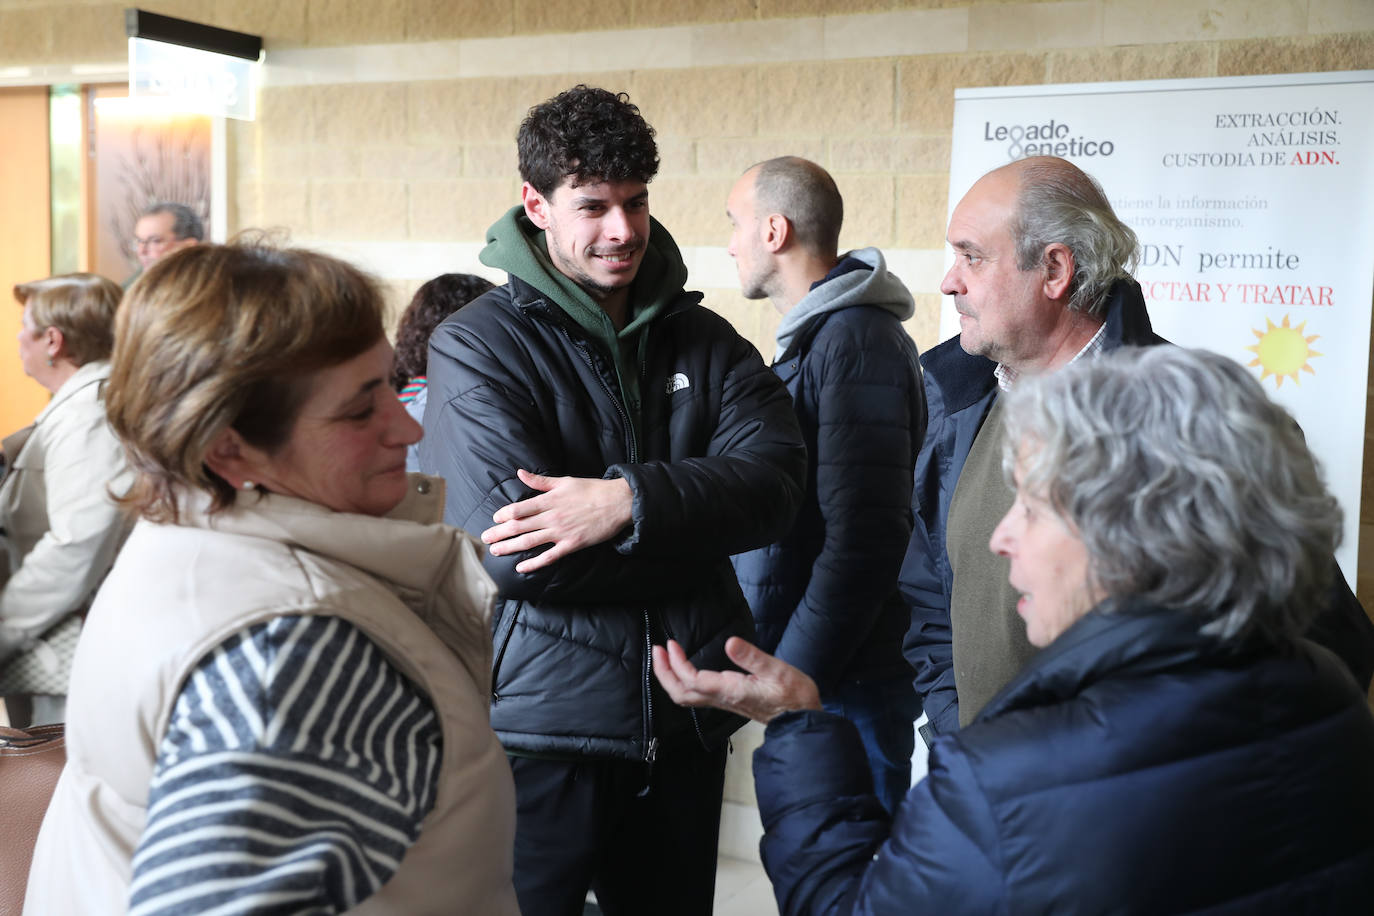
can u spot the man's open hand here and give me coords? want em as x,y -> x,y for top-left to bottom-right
652,637 -> 821,724
482,469 -> 633,573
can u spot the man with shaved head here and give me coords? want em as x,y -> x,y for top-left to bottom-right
727,156 -> 925,811
901,156 -> 1165,743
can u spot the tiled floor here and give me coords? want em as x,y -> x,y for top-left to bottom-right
713,856 -> 778,916
584,857 -> 775,916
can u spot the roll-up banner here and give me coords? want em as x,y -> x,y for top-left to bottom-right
945,71 -> 1374,581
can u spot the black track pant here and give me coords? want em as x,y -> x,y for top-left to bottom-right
508,742 -> 729,916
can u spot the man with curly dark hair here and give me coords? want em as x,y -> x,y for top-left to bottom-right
420,85 -> 806,913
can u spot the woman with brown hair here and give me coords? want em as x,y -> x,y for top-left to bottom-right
390,272 -> 494,472
26,243 -> 518,915
1,273 -> 130,726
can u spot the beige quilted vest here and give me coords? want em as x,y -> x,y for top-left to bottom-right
25,477 -> 519,915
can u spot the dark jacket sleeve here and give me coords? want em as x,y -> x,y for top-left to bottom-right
899,374 -> 962,737
900,520 -> 960,737
772,316 -> 924,689
609,320 -> 806,559
1305,562 -> 1374,692
420,311 -> 715,604
755,710 -> 1002,915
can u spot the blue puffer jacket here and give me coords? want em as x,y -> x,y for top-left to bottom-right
755,599 -> 1374,915
731,250 -> 925,690
899,279 -> 1165,735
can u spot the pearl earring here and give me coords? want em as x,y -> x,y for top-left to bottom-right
242,481 -> 256,491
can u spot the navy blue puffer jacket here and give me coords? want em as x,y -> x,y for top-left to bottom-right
731,252 -> 925,691
755,600 -> 1374,914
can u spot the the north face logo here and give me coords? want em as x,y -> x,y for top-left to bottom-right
665,373 -> 690,394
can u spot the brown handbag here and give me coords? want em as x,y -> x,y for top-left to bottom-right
0,724 -> 65,916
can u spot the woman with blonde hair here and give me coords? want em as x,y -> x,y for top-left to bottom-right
1,273 -> 130,726
26,243 -> 518,915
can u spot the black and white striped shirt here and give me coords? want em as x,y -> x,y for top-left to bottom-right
128,615 -> 442,915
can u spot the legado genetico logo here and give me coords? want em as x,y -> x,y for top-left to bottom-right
983,118 -> 1116,160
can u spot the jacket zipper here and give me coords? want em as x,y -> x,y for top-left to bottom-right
524,295 -> 704,769
639,608 -> 659,794
575,335 -> 639,464
563,329 -> 656,766
489,601 -> 522,703
520,297 -> 640,464
634,327 -> 657,771
537,314 -> 660,770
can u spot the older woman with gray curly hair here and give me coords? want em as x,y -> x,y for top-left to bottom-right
656,346 -> 1374,914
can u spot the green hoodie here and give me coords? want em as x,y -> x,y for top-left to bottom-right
479,205 -> 690,450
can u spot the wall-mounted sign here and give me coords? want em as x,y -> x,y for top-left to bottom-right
124,8 -> 263,121
128,37 -> 256,120
946,71 -> 1374,580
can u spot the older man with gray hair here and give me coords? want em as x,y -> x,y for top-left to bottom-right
903,155 -> 1374,745
133,202 -> 204,271
902,156 -> 1169,742
727,156 -> 925,812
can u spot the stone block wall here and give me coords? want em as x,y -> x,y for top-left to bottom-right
5,0 -> 1373,601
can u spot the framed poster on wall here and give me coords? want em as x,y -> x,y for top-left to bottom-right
91,88 -> 211,286
946,70 -> 1374,581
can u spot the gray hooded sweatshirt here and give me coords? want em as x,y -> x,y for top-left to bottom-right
772,246 -> 916,362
